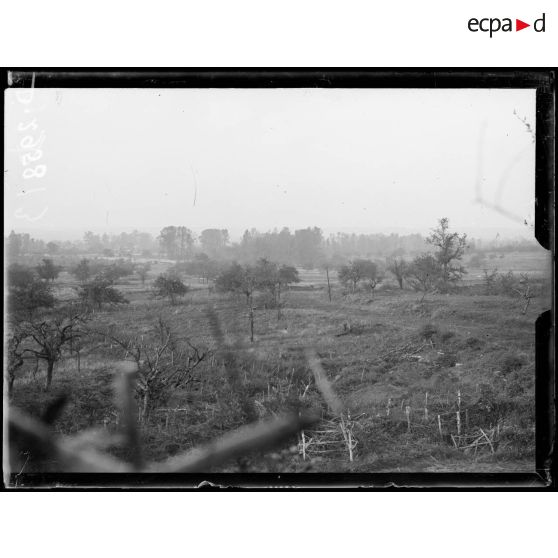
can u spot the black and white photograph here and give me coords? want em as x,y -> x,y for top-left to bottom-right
3,72 -> 553,485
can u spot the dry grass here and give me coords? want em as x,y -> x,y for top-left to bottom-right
7,254 -> 546,474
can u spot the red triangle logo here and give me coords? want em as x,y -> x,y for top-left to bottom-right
516,19 -> 530,31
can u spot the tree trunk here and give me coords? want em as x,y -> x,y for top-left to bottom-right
397,276 -> 403,289
276,284 -> 282,320
249,307 -> 254,343
140,391 -> 150,423
326,267 -> 332,302
45,360 -> 55,391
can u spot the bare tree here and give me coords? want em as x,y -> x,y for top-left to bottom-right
513,273 -> 535,315
387,257 -> 408,289
103,319 -> 207,422
20,314 -> 87,391
7,327 -> 26,397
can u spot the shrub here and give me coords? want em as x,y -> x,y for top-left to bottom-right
498,271 -> 519,296
419,323 -> 438,341
439,330 -> 456,343
436,352 -> 457,368
7,263 -> 56,317
78,277 -> 129,310
152,274 -> 189,305
501,353 -> 527,374
464,336 -> 484,350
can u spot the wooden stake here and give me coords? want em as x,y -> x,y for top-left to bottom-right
479,428 -> 495,454
456,389 -> 462,435
405,406 -> 411,433
438,414 -> 443,438
386,398 -> 392,417
424,392 -> 429,421
301,431 -> 306,460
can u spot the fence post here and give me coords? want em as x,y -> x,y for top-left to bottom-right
456,389 -> 462,435
405,406 -> 411,433
424,392 -> 429,422
437,414 -> 443,438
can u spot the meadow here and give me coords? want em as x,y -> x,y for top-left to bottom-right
9,248 -> 550,473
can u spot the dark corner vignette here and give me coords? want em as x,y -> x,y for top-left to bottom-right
2,68 -> 556,490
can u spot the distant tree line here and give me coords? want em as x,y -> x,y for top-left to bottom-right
5,225 -> 540,269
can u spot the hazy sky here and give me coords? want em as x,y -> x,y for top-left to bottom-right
4,87 -> 536,240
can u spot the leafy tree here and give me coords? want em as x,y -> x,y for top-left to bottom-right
83,231 -> 103,253
36,258 -> 62,283
338,259 -> 380,293
180,253 -> 222,284
275,264 -> 300,317
152,274 -> 188,305
72,258 -> 91,283
426,218 -> 468,290
215,262 -> 261,340
99,260 -> 135,283
78,277 -> 129,311
46,242 -> 59,255
158,226 -> 194,260
136,262 -> 151,286
215,262 -> 258,305
294,227 -> 324,269
7,230 -> 23,259
7,264 -> 56,318
483,268 -> 499,295
200,229 -> 229,257
406,254 -> 441,302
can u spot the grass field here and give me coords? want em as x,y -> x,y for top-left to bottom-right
9,249 -> 550,473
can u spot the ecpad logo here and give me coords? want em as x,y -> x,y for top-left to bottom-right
468,13 -> 546,37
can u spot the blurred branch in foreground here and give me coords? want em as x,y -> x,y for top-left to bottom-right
155,410 -> 319,473
6,352 -> 321,477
